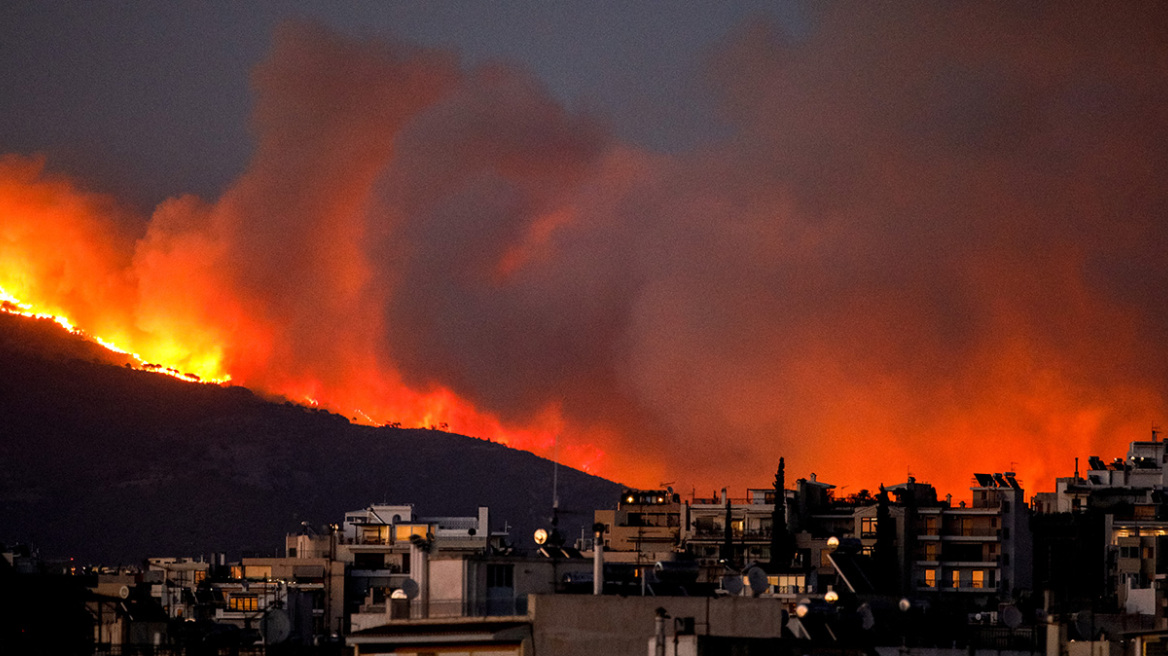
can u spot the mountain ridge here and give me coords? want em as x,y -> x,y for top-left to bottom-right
0,311 -> 623,563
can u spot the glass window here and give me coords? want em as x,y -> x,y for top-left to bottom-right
972,571 -> 985,589
861,517 -> 878,537
924,570 -> 936,588
229,594 -> 258,611
487,564 -> 514,588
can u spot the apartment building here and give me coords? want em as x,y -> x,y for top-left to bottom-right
1034,437 -> 1168,621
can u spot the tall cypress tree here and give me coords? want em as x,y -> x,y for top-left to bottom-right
875,484 -> 899,593
769,458 -> 794,570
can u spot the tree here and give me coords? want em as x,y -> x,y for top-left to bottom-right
769,458 -> 796,570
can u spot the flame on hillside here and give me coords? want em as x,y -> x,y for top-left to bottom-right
0,287 -> 226,384
4,9 -> 1168,497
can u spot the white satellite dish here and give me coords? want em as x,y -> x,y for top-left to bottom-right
721,574 -> 744,595
399,578 -> 420,600
261,609 -> 292,645
390,588 -> 408,600
118,585 -> 130,599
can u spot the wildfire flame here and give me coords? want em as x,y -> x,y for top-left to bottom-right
4,8 -> 1168,499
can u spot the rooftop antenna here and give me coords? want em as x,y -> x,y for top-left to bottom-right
1153,425 -> 1161,442
552,433 -> 560,514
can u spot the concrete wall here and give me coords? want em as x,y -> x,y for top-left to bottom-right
429,558 -> 467,617
530,594 -> 785,656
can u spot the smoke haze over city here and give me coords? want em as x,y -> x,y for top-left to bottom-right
3,3 -> 1168,498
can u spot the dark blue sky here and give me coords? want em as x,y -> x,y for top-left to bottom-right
0,1 -> 805,209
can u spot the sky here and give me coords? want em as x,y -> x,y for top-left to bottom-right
2,2 -> 1168,501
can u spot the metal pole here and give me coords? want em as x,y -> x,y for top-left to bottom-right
593,524 -> 605,595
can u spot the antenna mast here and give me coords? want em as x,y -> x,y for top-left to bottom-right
552,434 -> 559,512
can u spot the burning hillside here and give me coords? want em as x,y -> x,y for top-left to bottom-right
3,7 -> 1168,498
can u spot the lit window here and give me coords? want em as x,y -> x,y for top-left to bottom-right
952,571 -> 961,588
229,595 -> 258,611
972,571 -> 985,589
395,524 -> 430,541
861,518 -> 878,537
924,570 -> 936,588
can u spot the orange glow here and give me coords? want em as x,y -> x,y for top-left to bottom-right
4,10 -> 1168,505
0,154 -> 579,473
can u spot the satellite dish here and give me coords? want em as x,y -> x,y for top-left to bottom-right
746,567 -> 770,596
118,585 -> 131,599
534,528 -> 549,545
1074,609 -> 1095,639
1001,605 -> 1023,629
898,598 -> 912,613
390,589 -> 408,600
721,574 -> 744,595
858,602 -> 876,630
261,609 -> 292,645
399,578 -> 420,600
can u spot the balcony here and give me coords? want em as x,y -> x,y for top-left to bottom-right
689,528 -> 772,541
384,595 -> 530,620
940,528 -> 1001,539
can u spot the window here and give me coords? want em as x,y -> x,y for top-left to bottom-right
354,553 -> 385,569
774,574 -> 805,593
395,524 -> 430,541
1120,546 -> 1139,559
487,564 -> 514,589
923,517 -> 938,536
861,517 -> 878,538
952,571 -> 961,589
925,543 -> 938,561
229,594 -> 258,611
924,570 -> 936,588
972,571 -> 985,589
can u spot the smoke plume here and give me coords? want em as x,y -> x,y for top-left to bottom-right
4,6 -> 1168,497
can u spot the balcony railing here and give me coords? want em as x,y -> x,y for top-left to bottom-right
689,528 -> 773,540
940,528 -> 1001,538
390,595 -> 530,620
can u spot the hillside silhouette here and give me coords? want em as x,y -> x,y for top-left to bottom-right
0,311 -> 622,563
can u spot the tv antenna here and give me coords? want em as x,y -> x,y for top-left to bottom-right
552,433 -> 560,513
